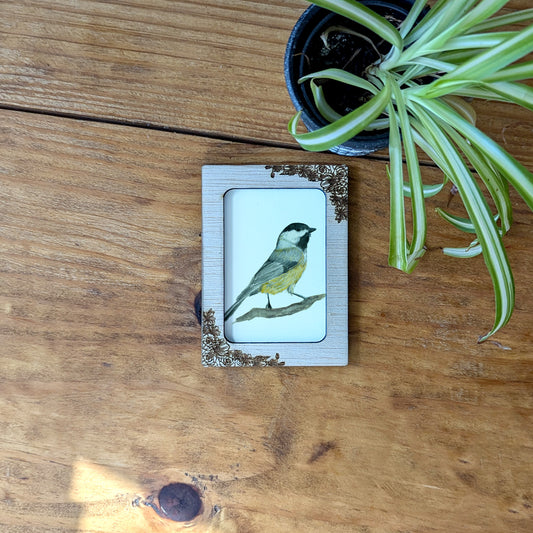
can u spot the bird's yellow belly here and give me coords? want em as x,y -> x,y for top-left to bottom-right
260,261 -> 306,295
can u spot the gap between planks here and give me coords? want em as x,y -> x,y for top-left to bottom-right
0,103 -> 414,167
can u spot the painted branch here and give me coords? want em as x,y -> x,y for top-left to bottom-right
235,294 -> 326,322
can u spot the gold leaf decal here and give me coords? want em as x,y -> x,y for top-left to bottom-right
202,309 -> 285,367
266,164 -> 348,222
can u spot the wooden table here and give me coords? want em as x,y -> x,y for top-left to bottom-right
0,1 -> 532,531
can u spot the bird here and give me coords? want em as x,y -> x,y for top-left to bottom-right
224,222 -> 316,321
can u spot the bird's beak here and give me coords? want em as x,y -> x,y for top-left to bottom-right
309,227 -> 316,233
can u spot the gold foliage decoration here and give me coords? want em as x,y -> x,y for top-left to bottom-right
202,309 -> 285,367
266,164 -> 348,222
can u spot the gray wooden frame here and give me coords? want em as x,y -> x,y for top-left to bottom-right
202,164 -> 348,367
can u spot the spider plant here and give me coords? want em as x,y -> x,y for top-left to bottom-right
288,0 -> 533,341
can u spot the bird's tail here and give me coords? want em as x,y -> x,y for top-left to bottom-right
224,292 -> 248,321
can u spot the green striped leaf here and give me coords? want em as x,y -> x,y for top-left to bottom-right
484,61 -> 533,83
436,208 -> 501,234
386,93 -> 408,271
424,24 -> 533,92
288,83 -> 391,151
309,0 -> 402,49
414,97 -> 533,211
480,81 -> 533,111
443,242 -> 483,258
309,81 -> 342,122
299,68 -> 379,95
401,0 -> 509,62
403,182 -> 445,199
436,209 -> 478,234
409,98 -> 515,342
389,78 -> 426,267
440,120 -> 513,233
467,8 -> 533,32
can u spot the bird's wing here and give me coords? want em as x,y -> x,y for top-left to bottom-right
227,247 -> 304,319
247,247 -> 303,293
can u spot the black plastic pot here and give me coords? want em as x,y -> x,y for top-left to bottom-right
284,0 -> 418,156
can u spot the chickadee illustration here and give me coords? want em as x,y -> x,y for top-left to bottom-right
224,222 -> 316,321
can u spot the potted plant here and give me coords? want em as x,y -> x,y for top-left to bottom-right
285,0 -> 423,155
286,0 -> 533,341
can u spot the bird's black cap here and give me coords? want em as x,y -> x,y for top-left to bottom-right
283,222 -> 315,233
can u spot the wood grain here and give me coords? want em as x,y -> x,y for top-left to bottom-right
0,0 -> 532,166
0,110 -> 532,532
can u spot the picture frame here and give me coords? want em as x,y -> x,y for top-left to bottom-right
202,164 -> 348,367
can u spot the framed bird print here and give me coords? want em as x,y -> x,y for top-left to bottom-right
202,164 -> 348,367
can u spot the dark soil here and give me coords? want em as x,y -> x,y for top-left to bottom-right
302,8 -> 405,116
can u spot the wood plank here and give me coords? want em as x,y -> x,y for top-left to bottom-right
1,0 -> 532,166
0,109 -> 532,532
